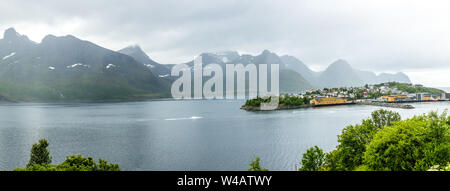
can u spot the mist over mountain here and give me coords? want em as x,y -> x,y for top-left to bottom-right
282,57 -> 411,88
118,45 -> 171,77
377,72 -> 410,84
316,59 -> 365,88
179,50 -> 314,94
280,55 -> 318,84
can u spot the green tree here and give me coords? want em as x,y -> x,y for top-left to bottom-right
299,146 -> 325,171
300,109 -> 449,171
248,156 -> 268,171
324,109 -> 401,170
16,155 -> 120,171
56,155 -> 120,171
17,139 -> 120,171
329,121 -> 374,170
428,163 -> 450,171
363,111 -> 449,171
27,139 -> 52,168
370,109 -> 401,129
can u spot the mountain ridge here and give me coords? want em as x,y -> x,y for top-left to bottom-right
0,27 -> 414,101
282,57 -> 411,88
0,28 -> 170,101
118,45 -> 171,77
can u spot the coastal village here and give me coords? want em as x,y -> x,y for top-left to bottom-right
242,82 -> 450,110
296,83 -> 447,103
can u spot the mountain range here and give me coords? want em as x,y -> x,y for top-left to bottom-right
0,28 -> 170,101
280,55 -> 411,88
0,28 -> 411,101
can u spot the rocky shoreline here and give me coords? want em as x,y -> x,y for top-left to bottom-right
241,101 -> 417,111
0,95 -> 15,103
240,104 -> 311,111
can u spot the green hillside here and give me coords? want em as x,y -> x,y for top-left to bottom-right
376,82 -> 445,94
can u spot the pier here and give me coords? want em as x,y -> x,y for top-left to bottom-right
356,101 -> 415,109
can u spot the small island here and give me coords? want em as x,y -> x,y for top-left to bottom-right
241,96 -> 313,111
241,82 -> 449,111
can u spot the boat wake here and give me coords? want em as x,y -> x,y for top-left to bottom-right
165,116 -> 203,121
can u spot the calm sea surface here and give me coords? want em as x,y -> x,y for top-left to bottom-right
0,100 -> 448,170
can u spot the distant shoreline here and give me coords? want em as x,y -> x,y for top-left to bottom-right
0,98 -> 176,104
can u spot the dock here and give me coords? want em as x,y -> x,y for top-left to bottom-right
356,101 -> 415,109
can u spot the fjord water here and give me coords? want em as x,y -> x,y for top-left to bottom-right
0,100 -> 448,171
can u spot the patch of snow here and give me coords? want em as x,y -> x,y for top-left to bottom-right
222,57 -> 229,63
66,63 -> 90,68
2,52 -> 16,60
49,66 -> 55,70
159,74 -> 169,78
145,64 -> 155,68
106,64 -> 116,69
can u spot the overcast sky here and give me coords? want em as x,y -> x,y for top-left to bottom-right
1,0 -> 450,86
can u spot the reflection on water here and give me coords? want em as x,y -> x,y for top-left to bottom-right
0,100 -> 448,170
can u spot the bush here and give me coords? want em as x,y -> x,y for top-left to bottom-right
428,163 -> 450,171
244,97 -> 271,107
363,111 -> 449,171
244,95 -> 312,107
248,156 -> 268,171
325,109 -> 400,170
298,109 -> 449,171
15,155 -> 120,171
299,146 -> 326,171
15,139 -> 120,171
56,155 -> 120,171
27,139 -> 52,168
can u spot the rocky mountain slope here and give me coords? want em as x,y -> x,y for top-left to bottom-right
0,28 -> 170,101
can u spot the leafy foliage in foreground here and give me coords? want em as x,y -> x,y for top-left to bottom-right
15,155 -> 120,171
428,163 -> 450,171
27,139 -> 52,168
14,139 -> 120,171
364,112 -> 449,171
248,156 -> 269,171
299,146 -> 325,171
324,109 -> 401,170
298,109 -> 450,171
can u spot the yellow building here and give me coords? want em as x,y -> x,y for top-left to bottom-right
424,96 -> 440,101
381,95 -> 407,102
312,97 -> 347,106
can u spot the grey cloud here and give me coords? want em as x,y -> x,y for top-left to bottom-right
1,0 -> 450,72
